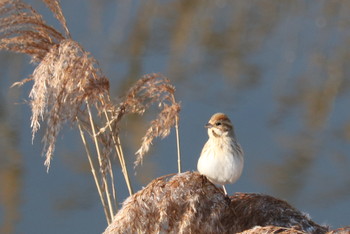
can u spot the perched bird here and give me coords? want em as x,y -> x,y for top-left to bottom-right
197,113 -> 244,194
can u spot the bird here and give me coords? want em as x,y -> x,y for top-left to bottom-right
197,113 -> 244,195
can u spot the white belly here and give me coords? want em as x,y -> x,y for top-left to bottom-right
197,144 -> 244,185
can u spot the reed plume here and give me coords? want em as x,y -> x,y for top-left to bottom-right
0,0 -> 64,63
112,73 -> 180,166
104,172 -> 329,234
1,0 -> 109,169
1,0 -> 182,224
238,226 -> 306,233
97,73 -> 181,168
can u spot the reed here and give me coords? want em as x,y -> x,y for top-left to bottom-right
0,0 -> 181,224
103,172 -> 329,234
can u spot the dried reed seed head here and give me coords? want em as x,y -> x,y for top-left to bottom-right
326,227 -> 350,234
238,226 -> 306,234
229,193 -> 329,234
29,39 -> 110,170
1,0 -> 111,170
135,102 -> 180,166
104,172 -> 329,234
42,0 -> 70,38
129,75 -> 180,165
122,74 -> 175,113
98,73 -> 180,166
104,172 -> 229,234
0,0 -> 65,63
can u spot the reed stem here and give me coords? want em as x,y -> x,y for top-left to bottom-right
86,102 -> 115,219
175,115 -> 181,173
103,110 -> 134,195
77,119 -> 111,224
107,158 -> 117,207
171,94 -> 181,173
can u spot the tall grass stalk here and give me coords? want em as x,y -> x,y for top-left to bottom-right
86,102 -> 116,220
77,119 -> 112,223
171,95 -> 182,173
107,158 -> 117,208
103,109 -> 133,195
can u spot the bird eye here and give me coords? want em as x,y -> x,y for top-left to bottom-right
215,122 -> 222,126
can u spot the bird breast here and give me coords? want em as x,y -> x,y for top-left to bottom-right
197,137 -> 244,185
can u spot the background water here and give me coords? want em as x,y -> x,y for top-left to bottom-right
1,0 -> 350,233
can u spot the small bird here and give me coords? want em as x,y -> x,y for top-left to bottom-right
197,113 -> 244,195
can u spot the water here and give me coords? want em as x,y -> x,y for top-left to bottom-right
1,0 -> 350,233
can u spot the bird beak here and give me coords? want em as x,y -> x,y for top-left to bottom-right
205,123 -> 213,128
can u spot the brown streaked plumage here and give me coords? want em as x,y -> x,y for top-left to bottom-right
197,113 -> 244,194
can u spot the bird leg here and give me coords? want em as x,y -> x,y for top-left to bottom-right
222,185 -> 227,195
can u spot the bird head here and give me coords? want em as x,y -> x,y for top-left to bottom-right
205,113 -> 234,138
